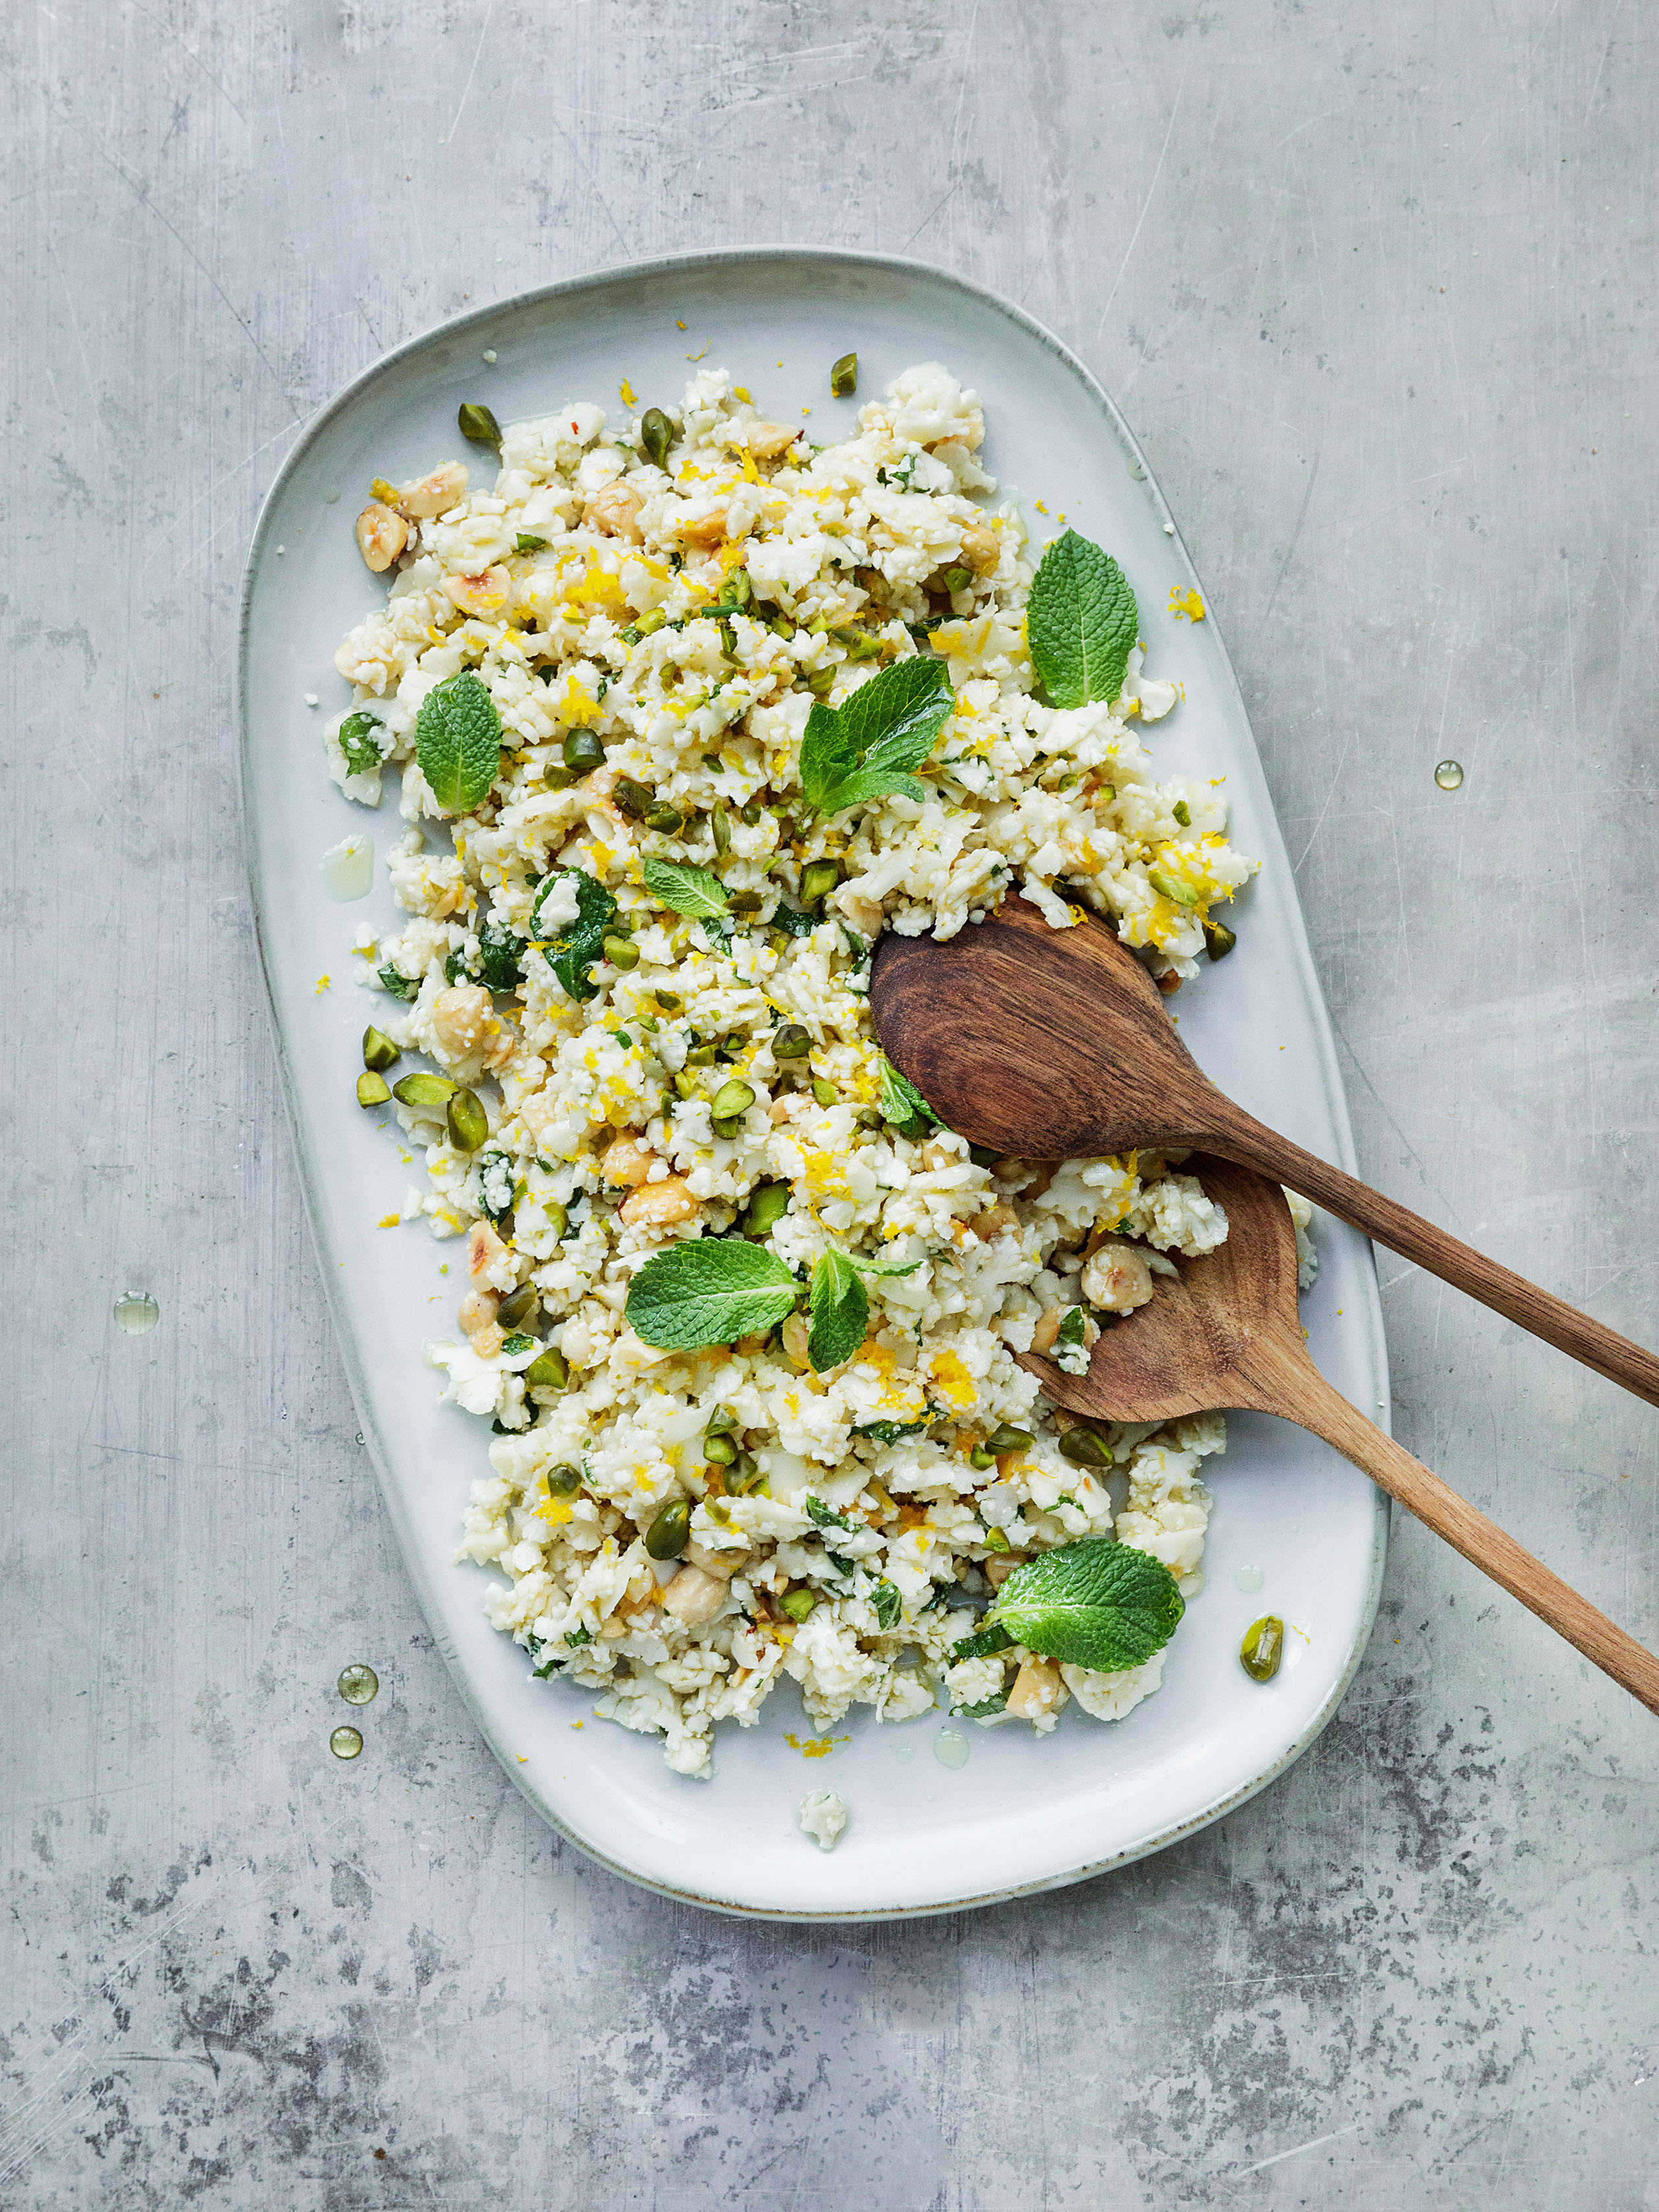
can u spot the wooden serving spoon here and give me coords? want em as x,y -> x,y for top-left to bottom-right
1022,1155 -> 1659,1713
871,895 -> 1659,1408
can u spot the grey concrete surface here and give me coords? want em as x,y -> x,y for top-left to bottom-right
5,1 -> 1658,2204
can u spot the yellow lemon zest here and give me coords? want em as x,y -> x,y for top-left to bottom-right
784,1733 -> 847,1758
929,1351 -> 977,1411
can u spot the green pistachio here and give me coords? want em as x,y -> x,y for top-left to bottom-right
710,1079 -> 756,1123
742,1182 -> 792,1239
497,1284 -> 539,1330
457,402 -> 503,454
393,1072 -> 460,1107
641,408 -> 673,470
724,1450 -> 764,1495
800,857 -> 842,905
984,1425 -> 1035,1453
447,1089 -> 489,1152
1058,1425 -> 1112,1469
645,1497 -> 692,1560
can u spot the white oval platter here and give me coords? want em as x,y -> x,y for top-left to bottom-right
238,248 -> 1389,1920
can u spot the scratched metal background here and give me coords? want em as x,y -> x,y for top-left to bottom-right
5,1 -> 1658,2204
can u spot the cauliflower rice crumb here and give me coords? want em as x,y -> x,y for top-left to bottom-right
326,359 -> 1269,1778
798,1787 -> 849,1851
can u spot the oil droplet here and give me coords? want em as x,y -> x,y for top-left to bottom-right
1434,759 -> 1465,790
1126,456 -> 1147,482
330,1726 -> 364,1760
321,834 -> 374,901
1234,1565 -> 1265,1594
934,1728 -> 969,1770
337,1664 -> 379,1705
113,1291 -> 159,1335
321,486 -> 340,504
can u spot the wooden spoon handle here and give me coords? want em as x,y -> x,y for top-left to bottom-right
1205,1108 -> 1659,1409
1280,1350 -> 1659,1713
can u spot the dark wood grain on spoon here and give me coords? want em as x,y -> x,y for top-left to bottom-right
871,895 -> 1659,1409
1018,1156 -> 1659,1715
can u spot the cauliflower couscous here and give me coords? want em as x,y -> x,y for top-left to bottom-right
325,356 -> 1286,1779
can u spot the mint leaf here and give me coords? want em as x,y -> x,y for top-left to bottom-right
1026,530 -> 1139,711
872,1579 -> 902,1629
799,656 -> 955,816
415,668 -> 503,815
807,1247 -> 868,1373
989,1540 -> 1183,1672
805,1495 -> 856,1532
951,1623 -> 1014,1661
643,857 -> 729,920
533,867 -> 617,1003
771,902 -> 819,938
844,1250 -> 921,1278
877,1054 -> 945,1137
956,1688 -> 1010,1717
627,1237 -> 799,1351
339,711 -> 385,776
851,1416 -> 931,1443
799,703 -> 857,811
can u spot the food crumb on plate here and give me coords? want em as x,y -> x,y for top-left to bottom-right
798,1787 -> 848,1850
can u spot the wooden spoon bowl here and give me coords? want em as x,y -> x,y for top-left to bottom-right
1024,1156 -> 1659,1714
872,894 -> 1659,1407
